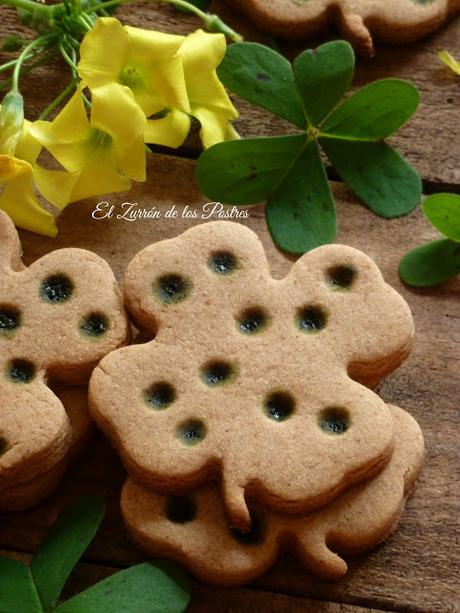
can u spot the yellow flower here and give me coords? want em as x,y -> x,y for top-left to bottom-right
0,93 -> 77,237
77,18 -> 238,150
78,17 -> 191,148
438,50 -> 460,75
30,83 -> 146,202
178,29 -> 239,149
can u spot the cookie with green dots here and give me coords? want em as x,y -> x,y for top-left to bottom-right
230,0 -> 460,56
0,210 -> 129,498
121,405 -> 424,584
90,221 -> 414,531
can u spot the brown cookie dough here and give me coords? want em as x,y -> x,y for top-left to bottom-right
229,0 -> 460,56
0,210 -> 129,498
90,222 -> 414,530
0,387 -> 93,511
121,405 -> 424,584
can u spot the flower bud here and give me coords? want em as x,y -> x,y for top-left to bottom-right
0,90 -> 24,155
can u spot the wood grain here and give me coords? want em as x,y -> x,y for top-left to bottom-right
1,4 -> 459,187
0,154 -> 457,612
0,3 -> 459,612
0,550 -> 394,612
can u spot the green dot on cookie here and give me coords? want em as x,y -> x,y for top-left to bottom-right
237,307 -> 267,334
319,407 -> 350,435
0,306 -> 20,334
154,274 -> 191,304
144,382 -> 176,409
327,265 -> 356,290
297,306 -> 326,332
201,361 -> 234,386
80,313 -> 108,338
264,391 -> 295,421
177,419 -> 206,445
7,359 -> 35,384
40,274 -> 73,303
208,251 -> 237,275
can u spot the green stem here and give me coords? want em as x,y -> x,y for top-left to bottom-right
0,0 -> 52,13
12,34 -> 54,91
85,0 -> 242,41
39,80 -> 76,119
77,13 -> 92,31
0,53 -> 54,92
0,53 -> 36,73
160,0 -> 207,20
0,49 -> 55,92
59,40 -> 78,72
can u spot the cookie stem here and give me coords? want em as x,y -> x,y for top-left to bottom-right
222,478 -> 251,532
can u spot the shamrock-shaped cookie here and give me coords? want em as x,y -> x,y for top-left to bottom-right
231,0 -> 460,56
0,387 -> 92,511
121,405 -> 424,583
90,222 -> 413,530
0,210 -> 129,498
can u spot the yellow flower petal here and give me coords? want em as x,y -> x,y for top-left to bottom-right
141,52 -> 190,117
0,166 -> 57,237
33,165 -> 79,210
69,150 -> 131,202
144,108 -> 191,148
438,50 -> 460,75
113,135 -> 146,182
91,83 -> 146,145
34,86 -> 89,142
31,123 -> 90,173
91,83 -> 146,180
121,27 -> 189,117
78,17 -> 130,88
180,30 -> 238,118
0,154 -> 29,181
192,107 -> 240,150
30,89 -> 91,172
125,25 -> 184,63
15,119 -> 42,164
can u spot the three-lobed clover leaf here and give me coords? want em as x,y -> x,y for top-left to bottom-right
399,193 -> 460,287
196,40 -> 422,254
0,496 -> 191,613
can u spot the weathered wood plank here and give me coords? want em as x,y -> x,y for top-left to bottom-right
1,4 -> 459,187
188,586 -> 395,613
0,550 -> 396,612
0,154 -> 457,613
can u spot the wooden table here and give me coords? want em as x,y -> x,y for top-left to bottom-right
1,3 -> 459,612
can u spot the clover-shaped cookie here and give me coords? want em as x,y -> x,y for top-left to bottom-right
231,0 -> 460,56
122,405 -> 424,583
0,210 -> 129,494
90,222 -> 414,529
0,387 -> 92,511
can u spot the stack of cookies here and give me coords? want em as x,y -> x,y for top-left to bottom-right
90,221 -> 424,584
0,211 -> 129,511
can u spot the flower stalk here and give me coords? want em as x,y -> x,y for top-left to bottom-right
0,0 -> 241,237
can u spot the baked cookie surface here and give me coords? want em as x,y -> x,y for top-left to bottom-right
121,405 -> 424,584
90,222 -> 414,530
0,387 -> 93,511
230,0 -> 460,56
0,210 -> 129,504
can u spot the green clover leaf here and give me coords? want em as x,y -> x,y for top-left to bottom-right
197,40 -> 422,254
399,193 -> 460,287
0,497 -> 191,613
